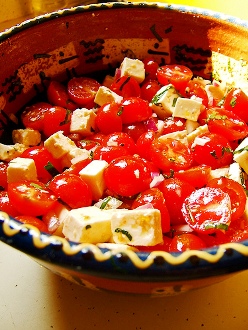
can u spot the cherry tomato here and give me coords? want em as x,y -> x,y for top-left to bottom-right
0,161 -> 8,190
203,107 -> 248,141
93,145 -> 131,163
169,233 -> 207,252
65,158 -> 92,176
156,64 -> 193,92
181,187 -> 232,234
136,130 -> 156,161
0,190 -> 20,217
223,87 -> 248,123
48,173 -> 92,209
132,187 -> 170,233
140,79 -> 161,102
21,146 -> 62,183
95,102 -> 123,134
21,102 -> 51,131
122,122 -> 148,143
120,97 -> 152,124
207,177 -> 247,221
191,132 -> 233,169
43,106 -> 71,138
15,215 -> 48,232
174,165 -> 211,188
143,58 -> 159,80
8,181 -> 57,217
67,77 -> 100,107
158,178 -> 195,226
104,156 -> 152,197
102,132 -> 137,155
183,80 -> 209,107
47,80 -> 77,110
151,138 -> 193,172
161,116 -> 186,135
110,76 -> 141,98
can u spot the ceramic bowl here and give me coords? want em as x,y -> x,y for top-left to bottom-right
1,2 -> 248,297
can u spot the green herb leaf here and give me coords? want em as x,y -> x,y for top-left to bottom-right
44,161 -> 60,177
60,109 -> 71,126
115,228 -> 132,241
100,196 -> 112,209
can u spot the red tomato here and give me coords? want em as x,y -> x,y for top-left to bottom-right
95,102 -> 123,134
140,79 -> 161,102
43,106 -> 71,138
0,161 -> 8,190
207,177 -> 247,221
122,122 -> 148,143
8,181 -> 57,217
223,87 -> 248,123
76,139 -> 100,151
65,158 -> 92,175
181,187 -> 232,234
102,132 -> 137,155
47,80 -> 77,110
183,80 -> 209,107
136,130 -> 156,161
0,190 -> 20,217
143,58 -> 159,80
21,146 -> 62,183
93,145 -> 131,163
132,187 -> 170,233
120,97 -> 152,124
156,64 -> 193,91
174,165 -> 211,188
191,132 -> 233,169
67,77 -> 100,107
110,76 -> 141,98
161,116 -> 186,135
158,178 -> 195,226
21,102 -> 51,131
104,156 -> 152,197
15,215 -> 48,232
203,107 -> 248,141
169,233 -> 207,252
151,138 -> 193,172
48,173 -> 92,209
136,236 -> 172,252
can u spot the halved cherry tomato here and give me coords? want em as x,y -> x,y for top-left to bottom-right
93,145 -> 131,163
43,106 -> 71,138
161,116 -> 186,135
48,173 -> 92,209
21,102 -> 51,131
110,76 -> 141,98
174,165 -> 211,188
181,187 -> 232,234
207,177 -> 247,221
132,187 -> 170,233
120,97 -> 152,124
151,138 -> 193,172
95,102 -> 123,134
223,87 -> 248,123
183,80 -> 209,107
0,190 -> 20,217
169,233 -> 207,252
15,215 -> 48,233
0,161 -> 8,190
156,64 -> 193,92
47,80 -> 77,111
104,155 -> 152,197
8,181 -> 57,217
67,77 -> 101,107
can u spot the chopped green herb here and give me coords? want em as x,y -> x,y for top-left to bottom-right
115,228 -> 132,241
210,150 -> 218,159
151,86 -> 172,104
30,183 -> 44,190
233,146 -> 248,154
119,76 -> 131,91
44,161 -> 60,177
222,147 -> 233,156
204,223 -> 229,231
163,169 -> 174,179
100,196 -> 112,210
60,109 -> 71,126
172,97 -> 178,107
117,106 -> 124,116
206,111 -> 227,122
230,97 -> 236,108
85,225 -> 91,230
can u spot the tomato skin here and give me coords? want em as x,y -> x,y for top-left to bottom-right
15,215 -> 48,233
169,233 -> 207,252
102,132 -> 137,155
132,187 -> 170,233
143,58 -> 159,80
140,79 -> 161,102
161,116 -> 186,135
182,187 -> 232,234
65,158 -> 92,175
67,77 -> 101,107
136,130 -> 156,161
8,181 -> 58,217
156,64 -> 193,92
48,173 -> 92,209
158,178 -> 195,226
104,156 -> 152,197
93,145 -> 131,163
223,87 -> 248,123
47,80 -> 77,110
0,190 -> 20,217
151,138 -> 193,172
207,177 -> 247,221
43,106 -> 71,138
183,80 -> 209,107
174,165 -> 211,189
120,97 -> 152,124
122,122 -> 148,143
110,76 -> 141,98
0,161 -> 8,190
191,132 -> 233,169
95,102 -> 123,134
21,102 -> 51,131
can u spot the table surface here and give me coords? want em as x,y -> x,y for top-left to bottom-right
1,3 -> 248,330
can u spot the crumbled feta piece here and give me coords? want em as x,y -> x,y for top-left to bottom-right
120,57 -> 145,83
173,97 -> 202,121
7,157 -> 37,183
94,86 -> 123,106
44,131 -> 76,159
70,108 -> 96,136
187,124 -> 209,144
0,143 -> 28,162
12,128 -> 41,146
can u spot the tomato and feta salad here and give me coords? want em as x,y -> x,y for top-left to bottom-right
1,57 -> 248,252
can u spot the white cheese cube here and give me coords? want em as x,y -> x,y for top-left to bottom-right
120,57 -> 145,84
0,143 -> 28,162
150,84 -> 180,119
205,84 -> 224,107
79,160 -> 108,201
158,130 -> 188,144
94,86 -> 123,106
7,157 -> 37,183
208,167 -> 229,181
185,119 -> 200,134
228,162 -> 245,185
12,128 -> 41,146
70,108 -> 96,136
44,131 -> 76,159
233,137 -> 248,174
187,124 -> 209,144
62,206 -> 112,243
111,208 -> 163,246
61,147 -> 90,168
173,97 -> 202,121
42,202 -> 70,237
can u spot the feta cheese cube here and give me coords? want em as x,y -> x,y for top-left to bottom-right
94,86 -> 123,106
12,128 -> 41,146
233,137 -> 248,174
158,130 -> 188,144
7,157 -> 37,183
150,84 -> 180,119
185,119 -> 200,134
61,147 -> 90,168
70,108 -> 96,136
44,131 -> 76,159
79,160 -> 108,201
173,97 -> 202,121
228,162 -> 245,185
120,57 -> 145,83
187,124 -> 209,144
0,143 -> 28,162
